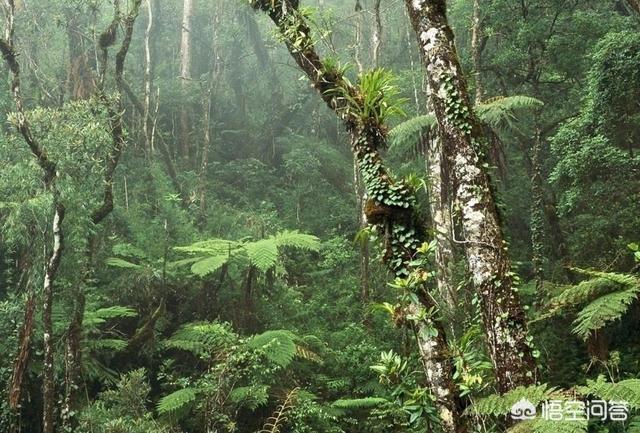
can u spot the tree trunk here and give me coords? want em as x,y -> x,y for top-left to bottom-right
8,289 -> 36,432
42,202 -> 66,433
143,0 -> 155,156
248,3 -> 463,431
530,126 -> 546,295
372,0 -> 382,67
626,0 -> 640,15
424,136 -> 457,314
179,0 -> 193,160
470,0 -> 484,103
404,0 -> 536,393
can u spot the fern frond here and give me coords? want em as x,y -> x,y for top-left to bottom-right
274,230 -> 320,251
165,321 -> 236,357
296,345 -> 323,364
476,95 -> 543,132
469,384 -> 558,416
106,257 -> 141,269
331,397 -> 388,409
246,238 -> 279,272
157,387 -> 197,415
228,385 -> 269,410
174,239 -> 241,255
578,377 -> 640,408
190,255 -> 228,277
572,284 -> 640,340
248,330 -> 297,367
388,114 -> 436,152
83,306 -> 138,327
258,388 -> 299,433
508,418 -> 587,433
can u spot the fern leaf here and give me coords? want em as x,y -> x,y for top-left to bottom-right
228,385 -> 269,410
248,330 -> 297,367
476,95 -> 543,132
258,388 -> 299,433
469,384 -> 558,416
106,257 -> 141,269
165,321 -> 236,356
246,238 -> 279,272
331,397 -> 388,409
157,387 -> 197,415
388,114 -> 436,151
508,418 -> 587,433
274,230 -> 320,251
572,285 -> 640,340
578,377 -> 640,408
190,255 -> 228,277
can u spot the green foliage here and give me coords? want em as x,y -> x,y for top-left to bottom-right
469,384 -> 558,416
174,230 -> 319,276
331,397 -> 388,409
577,376 -> 640,409
540,269 -> 640,340
156,387 -> 198,415
248,330 -> 298,367
228,385 -> 270,410
475,95 -> 543,132
332,68 -> 407,124
388,114 -> 436,152
164,321 -> 237,358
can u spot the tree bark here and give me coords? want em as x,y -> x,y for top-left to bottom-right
404,0 -> 536,393
424,136 -> 457,314
8,289 -> 36,423
248,2 -> 463,431
530,126 -> 546,294
626,0 -> 640,15
179,0 -> 193,160
470,0 -> 484,103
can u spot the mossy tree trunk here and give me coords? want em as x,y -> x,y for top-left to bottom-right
248,2 -> 463,431
404,0 -> 536,393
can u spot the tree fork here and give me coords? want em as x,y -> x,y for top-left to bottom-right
404,0 -> 536,393
248,2 -> 463,431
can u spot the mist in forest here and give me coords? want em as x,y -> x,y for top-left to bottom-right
0,1 -> 639,432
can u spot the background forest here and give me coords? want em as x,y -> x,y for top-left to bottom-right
0,0 -> 639,432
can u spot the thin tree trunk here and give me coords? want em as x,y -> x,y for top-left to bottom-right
143,0 -> 155,156
1,4 -> 66,431
248,3 -> 463,431
8,287 -> 35,431
470,0 -> 484,103
404,0 -> 536,393
530,126 -> 546,294
425,136 -> 457,313
372,0 -> 382,67
42,202 -> 65,433
179,0 -> 193,160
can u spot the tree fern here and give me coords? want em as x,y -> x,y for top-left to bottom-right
388,95 -> 542,154
164,321 -> 237,357
190,255 -> 228,277
246,238 -> 280,272
273,230 -> 320,251
157,387 -> 197,415
248,330 -> 298,367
